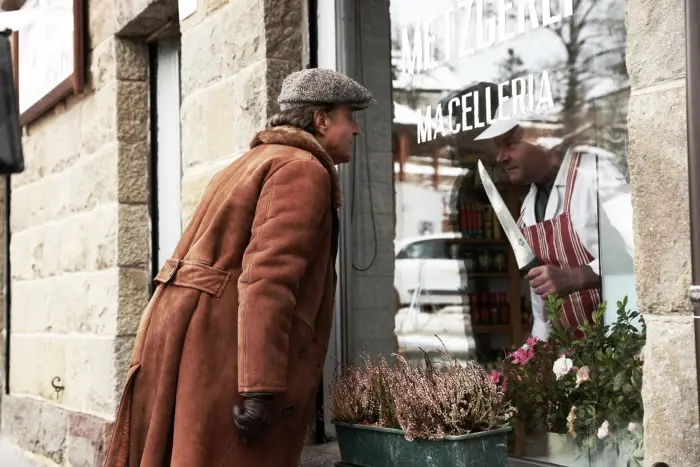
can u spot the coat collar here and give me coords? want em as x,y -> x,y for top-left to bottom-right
250,125 -> 343,208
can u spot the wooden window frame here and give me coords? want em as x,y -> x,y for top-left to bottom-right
11,0 -> 85,127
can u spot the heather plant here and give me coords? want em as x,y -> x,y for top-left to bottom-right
330,351 -> 515,441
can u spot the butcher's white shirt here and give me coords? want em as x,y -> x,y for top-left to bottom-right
520,147 -> 635,340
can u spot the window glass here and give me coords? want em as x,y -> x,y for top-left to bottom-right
389,0 -> 641,464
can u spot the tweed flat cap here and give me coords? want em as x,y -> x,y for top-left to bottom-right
278,68 -> 376,111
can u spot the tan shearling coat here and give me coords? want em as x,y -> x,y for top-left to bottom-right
104,125 -> 341,467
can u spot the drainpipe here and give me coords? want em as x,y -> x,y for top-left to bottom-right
684,0 -> 700,426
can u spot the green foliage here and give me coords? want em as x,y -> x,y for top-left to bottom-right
494,296 -> 646,463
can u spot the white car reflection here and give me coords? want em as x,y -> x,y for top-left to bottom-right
394,233 -> 470,309
394,304 -> 477,366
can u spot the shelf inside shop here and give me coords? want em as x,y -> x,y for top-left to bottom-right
453,238 -> 509,245
472,325 -> 511,334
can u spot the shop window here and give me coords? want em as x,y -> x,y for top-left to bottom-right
390,0 -> 640,465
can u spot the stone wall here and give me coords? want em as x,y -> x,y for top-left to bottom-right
178,0 -> 304,223
626,0 -> 700,465
0,0 -> 156,464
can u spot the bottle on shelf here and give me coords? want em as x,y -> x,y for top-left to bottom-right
480,291 -> 490,325
492,208 -> 503,240
498,292 -> 509,325
489,293 -> 499,325
469,293 -> 479,325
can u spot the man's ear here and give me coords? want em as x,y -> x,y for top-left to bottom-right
313,110 -> 330,136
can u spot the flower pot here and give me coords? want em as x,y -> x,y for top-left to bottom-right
332,421 -> 511,467
524,432 -> 633,467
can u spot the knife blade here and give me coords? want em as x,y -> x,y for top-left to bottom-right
477,160 -> 540,272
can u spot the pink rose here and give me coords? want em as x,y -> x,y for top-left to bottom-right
526,337 -> 538,348
489,369 -> 502,384
511,348 -> 533,365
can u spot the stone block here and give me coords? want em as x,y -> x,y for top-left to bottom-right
11,143 -> 118,233
80,81 -> 118,155
13,101 -> 82,190
626,0 -> 686,89
261,0 -> 303,64
11,269 -> 119,335
180,160 -> 229,225
68,412 -> 113,467
10,204 -> 118,281
180,77 -> 237,168
68,143 -> 119,215
627,85 -> 690,314
642,314 -> 700,466
116,80 -> 149,144
113,336 -> 136,394
118,204 -> 149,268
9,335 -> 67,402
263,58 -> 301,116
117,267 -> 151,337
64,337 -> 120,415
115,39 -> 148,81
88,37 -> 147,91
88,36 -> 116,92
205,0 -> 228,14
231,61 -> 269,153
115,0 -> 178,37
87,0 -> 118,51
1,395 -> 68,464
180,0 -> 265,97
231,59 -> 299,154
118,141 -> 150,204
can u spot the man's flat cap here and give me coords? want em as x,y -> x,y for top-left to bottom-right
278,68 -> 376,111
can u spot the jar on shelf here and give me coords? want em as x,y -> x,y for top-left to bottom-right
477,249 -> 491,272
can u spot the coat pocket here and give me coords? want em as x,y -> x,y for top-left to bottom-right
104,363 -> 141,467
154,259 -> 232,297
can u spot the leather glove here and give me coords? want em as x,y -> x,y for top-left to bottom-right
232,394 -> 274,444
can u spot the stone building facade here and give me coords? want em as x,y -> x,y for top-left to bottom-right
0,1 -> 697,467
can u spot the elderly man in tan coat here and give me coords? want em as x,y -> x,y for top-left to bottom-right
104,68 -> 375,467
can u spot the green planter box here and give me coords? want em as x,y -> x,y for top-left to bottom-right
332,421 -> 511,467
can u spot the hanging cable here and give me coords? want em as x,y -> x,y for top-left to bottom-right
350,0 -> 378,272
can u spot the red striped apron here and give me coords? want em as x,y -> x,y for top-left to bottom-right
517,152 -> 601,330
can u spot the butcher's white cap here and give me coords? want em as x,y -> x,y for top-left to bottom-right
474,97 -> 519,141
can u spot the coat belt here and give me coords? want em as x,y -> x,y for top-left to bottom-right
154,259 -> 232,298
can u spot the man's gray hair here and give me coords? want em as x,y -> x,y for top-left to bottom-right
266,105 -> 334,135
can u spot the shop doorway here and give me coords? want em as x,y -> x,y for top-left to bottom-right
149,36 -> 183,279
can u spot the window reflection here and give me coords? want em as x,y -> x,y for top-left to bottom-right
389,0 -> 639,464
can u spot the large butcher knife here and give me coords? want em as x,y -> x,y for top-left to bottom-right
477,160 -> 539,272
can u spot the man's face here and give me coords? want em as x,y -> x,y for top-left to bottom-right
314,106 -> 360,164
492,126 -> 550,185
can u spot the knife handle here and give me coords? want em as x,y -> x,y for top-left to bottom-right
521,258 -> 541,274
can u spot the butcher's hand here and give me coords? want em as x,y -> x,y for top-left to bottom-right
526,264 -> 599,298
233,394 -> 274,444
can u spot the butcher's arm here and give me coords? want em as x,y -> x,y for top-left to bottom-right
237,159 -> 331,394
